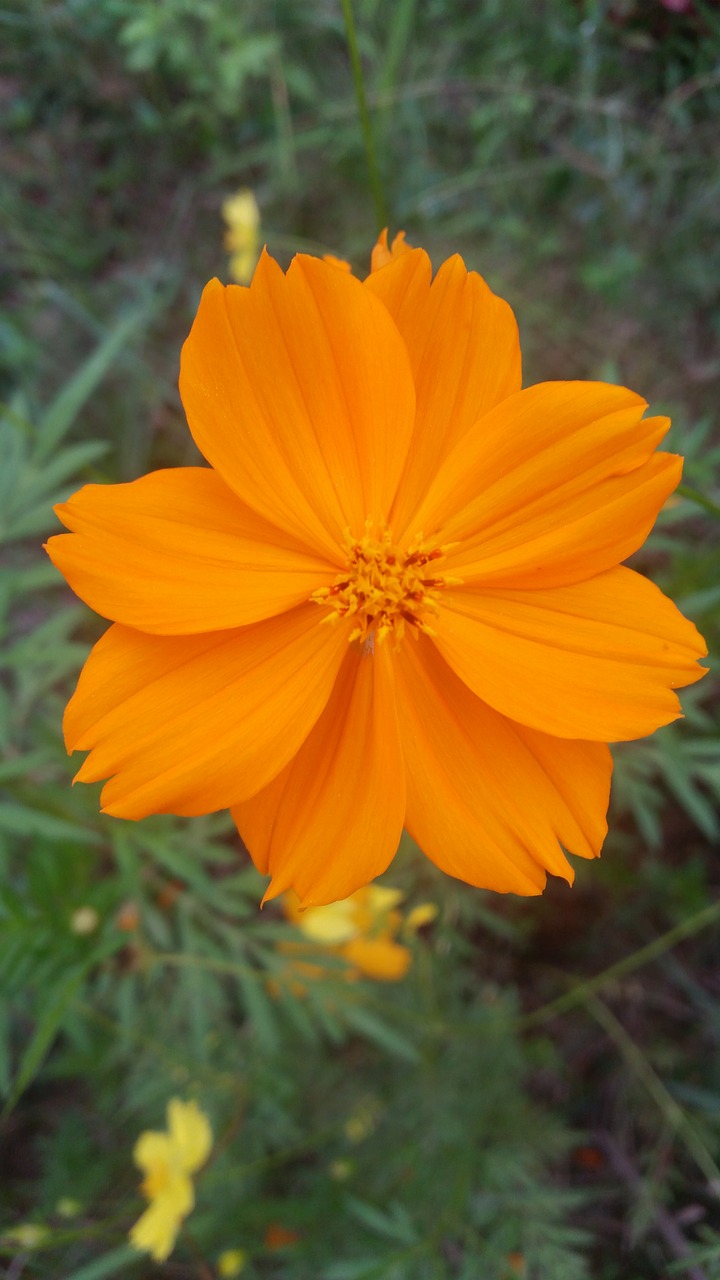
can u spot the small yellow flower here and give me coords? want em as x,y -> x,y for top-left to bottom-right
222,189 -> 260,284
344,1100 -> 378,1144
129,1098 -> 212,1263
218,1248 -> 247,1276
403,902 -> 439,934
55,1198 -> 81,1219
284,885 -> 423,982
3,1224 -> 49,1250
70,906 -> 99,934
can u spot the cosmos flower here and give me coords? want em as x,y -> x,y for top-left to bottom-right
222,189 -> 261,284
283,884 -> 432,981
129,1098 -> 212,1263
46,231 -> 707,905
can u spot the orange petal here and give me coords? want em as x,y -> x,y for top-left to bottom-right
365,249 -> 521,534
395,637 -> 613,894
46,469 -> 339,633
179,255 -> 416,556
409,382 -> 679,585
370,228 -> 412,271
342,936 -> 411,981
232,644 -> 405,907
323,253 -> 352,272
65,605 -> 349,818
433,567 -> 707,742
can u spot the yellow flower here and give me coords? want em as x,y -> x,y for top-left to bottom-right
285,885 -> 417,982
129,1098 -> 212,1263
3,1224 -> 49,1250
222,189 -> 260,284
403,902 -> 439,934
70,905 -> 99,934
218,1248 -> 247,1276
47,231 -> 707,907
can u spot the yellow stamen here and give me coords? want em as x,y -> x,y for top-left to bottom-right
311,523 -> 461,648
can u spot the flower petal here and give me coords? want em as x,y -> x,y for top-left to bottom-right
46,468 -> 338,634
130,1182 -> 193,1262
370,228 -> 412,271
65,605 -> 349,818
395,637 -> 612,894
434,568 -> 707,741
365,248 -> 521,534
179,254 -> 416,556
342,936 -> 411,981
415,376 -> 676,583
167,1100 -> 212,1174
133,1132 -> 174,1175
409,381 -> 679,585
232,644 -> 406,907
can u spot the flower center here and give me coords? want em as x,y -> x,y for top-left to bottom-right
311,525 -> 460,650
142,1160 -> 173,1200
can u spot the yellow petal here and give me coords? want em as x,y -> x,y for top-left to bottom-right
342,936 -> 412,981
434,568 -> 707,741
133,1131 -> 173,1178
403,903 -> 439,933
47,468 -> 338,633
395,636 -> 613,894
232,644 -> 406,906
130,1181 -> 192,1262
65,606 -> 349,818
290,896 -> 359,945
364,885 -> 405,916
167,1099 -> 212,1174
365,248 -> 521,534
179,255 -> 416,555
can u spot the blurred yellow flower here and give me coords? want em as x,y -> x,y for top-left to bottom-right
222,189 -> 260,284
129,1098 -> 212,1263
403,902 -> 439,934
283,884 -> 435,982
3,1224 -> 49,1250
344,1097 -> 380,1143
218,1248 -> 247,1276
70,905 -> 99,934
55,1198 -> 81,1219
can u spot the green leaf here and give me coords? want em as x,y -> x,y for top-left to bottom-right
62,1245 -> 140,1280
1,965 -> 87,1114
34,305 -> 152,463
0,804 -> 100,845
342,1003 -> 419,1062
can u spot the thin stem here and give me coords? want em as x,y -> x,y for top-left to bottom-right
677,483 -> 720,520
521,898 -> 720,1028
340,0 -> 389,231
587,995 -> 720,1194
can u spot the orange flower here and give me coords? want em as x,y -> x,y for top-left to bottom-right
46,233 -> 707,905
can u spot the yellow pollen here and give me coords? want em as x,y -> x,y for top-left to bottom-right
311,524 -> 461,648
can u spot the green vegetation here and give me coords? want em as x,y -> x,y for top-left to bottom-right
1,1 -> 719,1275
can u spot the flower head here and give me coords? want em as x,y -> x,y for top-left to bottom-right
218,1249 -> 247,1276
46,233 -> 707,906
129,1098 -> 212,1262
284,884 -> 425,981
222,189 -> 260,284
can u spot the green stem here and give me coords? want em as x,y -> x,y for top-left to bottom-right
677,483 -> 720,520
521,898 -> 720,1028
587,995 -> 720,1191
340,0 -> 389,232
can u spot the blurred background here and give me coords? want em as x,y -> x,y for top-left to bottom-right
1,1 -> 719,1276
